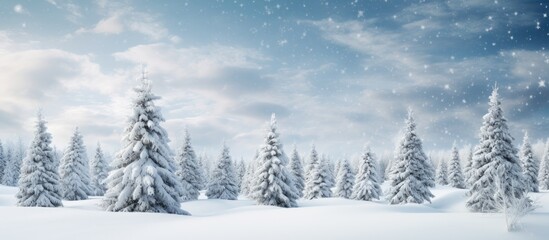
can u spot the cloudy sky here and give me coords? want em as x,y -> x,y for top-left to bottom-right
0,0 -> 548,160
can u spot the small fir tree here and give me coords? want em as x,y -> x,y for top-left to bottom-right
436,159 -> 449,186
387,109 -> 434,204
448,145 -> 466,189
174,129 -> 204,201
304,145 -> 332,199
289,146 -> 305,198
206,144 -> 239,200
352,146 -> 382,201
520,132 -> 539,192
537,140 -> 549,190
90,143 -> 109,196
59,128 -> 92,200
335,159 -> 354,199
16,112 -> 63,207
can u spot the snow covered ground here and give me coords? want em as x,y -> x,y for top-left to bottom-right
0,184 -> 548,240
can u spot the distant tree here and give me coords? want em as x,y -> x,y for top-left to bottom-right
304,145 -> 332,199
289,146 -> 305,198
463,147 -> 474,187
436,159 -> 449,186
448,145 -> 466,189
387,109 -> 434,204
2,145 -> 21,186
0,140 -> 5,182
322,155 -> 335,188
335,159 -> 355,199
206,144 -> 239,200
175,129 -> 204,201
352,146 -> 382,201
520,132 -> 539,192
538,140 -> 549,190
103,75 -> 188,215
240,155 -> 257,196
466,88 -> 529,213
59,128 -> 92,200
90,143 -> 109,196
16,112 -> 63,207
235,158 -> 246,189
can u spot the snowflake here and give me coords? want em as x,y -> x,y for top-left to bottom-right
539,80 -> 546,88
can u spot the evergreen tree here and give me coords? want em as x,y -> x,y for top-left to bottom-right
322,155 -> 336,188
0,140 -> 4,182
103,75 -> 188,215
464,147 -> 474,187
289,146 -> 305,198
352,147 -> 382,201
174,129 -> 204,201
206,144 -> 239,200
16,113 -> 63,207
198,153 -> 211,188
251,114 -> 298,207
537,140 -> 549,190
235,158 -> 246,189
520,132 -> 539,192
2,146 -> 21,186
466,88 -> 529,212
387,110 -> 434,204
304,146 -> 332,199
90,143 -> 109,196
335,159 -> 355,199
59,128 -> 92,200
448,145 -> 466,189
436,159 -> 449,186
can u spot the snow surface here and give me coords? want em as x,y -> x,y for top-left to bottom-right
0,184 -> 548,240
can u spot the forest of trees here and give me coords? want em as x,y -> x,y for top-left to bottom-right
1,75 -> 546,222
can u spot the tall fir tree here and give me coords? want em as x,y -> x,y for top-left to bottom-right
103,74 -> 188,215
352,146 -> 382,201
436,159 -> 449,186
59,128 -> 92,200
206,144 -> 239,200
448,145 -> 466,189
16,113 -> 63,207
289,146 -> 305,198
304,145 -> 332,199
466,88 -> 529,212
520,132 -> 539,192
251,114 -> 298,207
174,129 -> 204,201
90,143 -> 109,196
335,159 -> 355,199
538,140 -> 549,190
387,110 -> 434,204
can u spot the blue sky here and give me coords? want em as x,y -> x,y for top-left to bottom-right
0,0 -> 548,160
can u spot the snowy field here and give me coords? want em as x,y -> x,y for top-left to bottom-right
1,184 -> 547,240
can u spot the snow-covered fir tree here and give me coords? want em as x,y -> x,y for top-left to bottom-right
304,145 -> 332,199
240,152 -> 259,196
206,144 -> 239,200
538,140 -> 549,190
174,129 -> 204,201
0,140 -> 4,182
464,147 -> 474,187
335,159 -> 355,199
251,114 -> 298,207
16,113 -> 63,207
90,143 -> 109,196
520,132 -> 539,192
59,128 -> 92,200
289,146 -> 305,198
448,145 -> 466,189
436,159 -> 449,186
198,153 -> 211,188
103,74 -> 188,215
322,155 -> 336,188
466,88 -> 529,212
2,146 -> 21,186
387,110 -> 434,204
235,158 -> 246,189
352,147 -> 382,201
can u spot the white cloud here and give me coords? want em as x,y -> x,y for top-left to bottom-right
78,14 -> 124,34
13,4 -> 27,14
